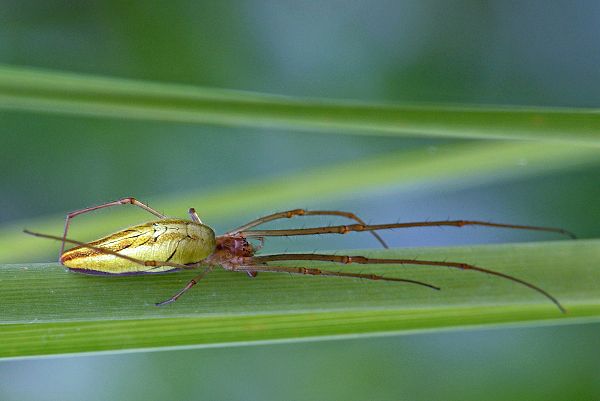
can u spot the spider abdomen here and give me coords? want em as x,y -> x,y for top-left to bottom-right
60,219 -> 216,274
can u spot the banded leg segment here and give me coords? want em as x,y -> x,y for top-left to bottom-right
232,265 -> 440,290
226,209 -> 389,248
241,220 -> 576,239
60,197 -> 166,257
249,253 -> 565,313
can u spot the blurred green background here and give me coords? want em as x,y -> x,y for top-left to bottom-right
1,1 -> 599,400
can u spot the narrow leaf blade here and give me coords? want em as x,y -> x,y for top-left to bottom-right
1,239 -> 598,359
1,64 -> 600,145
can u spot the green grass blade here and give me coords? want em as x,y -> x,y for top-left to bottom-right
1,239 -> 598,359
2,141 -> 598,262
1,64 -> 600,145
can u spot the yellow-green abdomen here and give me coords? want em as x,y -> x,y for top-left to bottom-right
60,219 -> 216,274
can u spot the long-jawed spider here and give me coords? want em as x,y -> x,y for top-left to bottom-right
24,197 -> 575,312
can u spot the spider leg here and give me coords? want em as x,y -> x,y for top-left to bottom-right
60,197 -> 166,258
225,209 -> 389,248
155,267 -> 212,306
240,220 -> 576,239
231,264 -> 440,290
248,253 -> 565,313
188,207 -> 203,224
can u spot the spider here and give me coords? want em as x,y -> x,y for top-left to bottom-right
24,197 -> 574,312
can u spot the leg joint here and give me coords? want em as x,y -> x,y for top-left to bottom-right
119,197 -> 137,204
287,209 -> 306,218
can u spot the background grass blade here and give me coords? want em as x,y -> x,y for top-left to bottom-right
1,64 -> 600,145
1,140 -> 599,263
1,239 -> 598,359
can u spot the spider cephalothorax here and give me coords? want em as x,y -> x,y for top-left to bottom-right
208,235 -> 259,275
